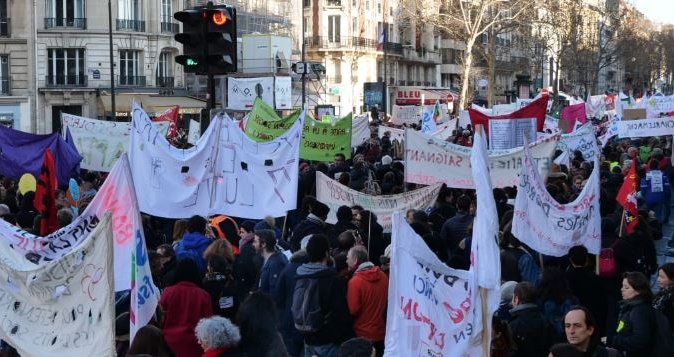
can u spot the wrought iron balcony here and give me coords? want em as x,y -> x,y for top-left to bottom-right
156,76 -> 174,88
0,18 -> 10,37
0,77 -> 10,95
44,18 -> 87,29
161,21 -> 179,34
116,19 -> 145,32
304,36 -> 403,55
45,75 -> 88,87
118,76 -> 146,86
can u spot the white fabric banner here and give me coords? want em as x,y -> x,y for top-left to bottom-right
62,114 -> 132,172
517,98 -> 534,109
544,115 -> 560,132
405,128 -> 558,189
274,76 -> 292,110
512,147 -> 601,256
599,114 -> 621,147
492,103 -> 517,115
378,126 -> 405,142
385,213 -> 484,356
188,119 -> 201,145
488,117 -> 537,150
227,77 -> 275,110
618,117 -> 674,138
645,96 -> 674,118
210,112 -> 303,218
558,124 -> 599,161
421,105 -> 438,133
351,114 -> 370,148
392,105 -> 420,125
459,110 -> 472,128
471,104 -> 492,115
315,172 -> 441,233
432,120 -> 455,140
586,94 -> 607,119
0,214 -> 115,356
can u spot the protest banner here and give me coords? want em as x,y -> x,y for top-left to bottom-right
492,103 -> 517,115
469,94 -> 548,136
274,76 -> 292,110
512,146 -> 601,256
459,109 -> 472,128
405,128 -> 558,189
188,119 -> 201,145
301,114 -> 352,161
558,123 -> 599,161
0,214 -> 115,356
62,113 -> 131,172
516,98 -> 534,109
645,96 -> 674,118
243,98 -> 300,142
617,117 -> 674,138
421,105 -> 438,133
586,94 -> 607,119
378,126 -> 405,142
384,213 -> 486,355
544,115 -> 560,132
391,105 -> 420,125
227,77 -> 275,110
351,114 -> 371,148
316,172 -> 441,233
0,125 -> 82,187
488,117 -> 537,150
599,114 -> 620,147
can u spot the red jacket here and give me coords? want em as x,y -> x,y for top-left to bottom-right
347,264 -> 388,342
160,281 -> 213,357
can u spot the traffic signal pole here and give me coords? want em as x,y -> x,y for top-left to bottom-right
108,0 -> 116,120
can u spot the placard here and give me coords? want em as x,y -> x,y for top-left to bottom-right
488,117 -> 537,150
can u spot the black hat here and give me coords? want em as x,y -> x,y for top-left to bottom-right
311,201 -> 330,218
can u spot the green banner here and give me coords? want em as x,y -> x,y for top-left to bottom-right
243,98 -> 352,161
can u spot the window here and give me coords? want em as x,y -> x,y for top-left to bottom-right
328,15 -> 340,43
0,0 -> 8,36
46,0 -> 86,28
327,0 -> 341,6
161,0 -> 171,22
377,1 -> 381,13
47,48 -> 85,86
118,0 -> 140,20
0,55 -> 8,94
352,18 -> 357,35
303,0 -> 311,7
365,0 -> 369,10
303,16 -> 310,37
120,50 -> 143,85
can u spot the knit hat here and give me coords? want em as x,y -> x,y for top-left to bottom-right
381,155 -> 393,166
311,201 -> 330,219
500,281 -> 517,302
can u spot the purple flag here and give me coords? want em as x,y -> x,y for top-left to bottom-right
0,125 -> 82,187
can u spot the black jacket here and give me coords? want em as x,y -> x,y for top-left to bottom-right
233,240 -> 262,301
566,266 -> 608,334
508,303 -> 556,357
294,262 -> 353,346
609,298 -> 655,357
653,286 -> 674,332
289,215 -> 328,252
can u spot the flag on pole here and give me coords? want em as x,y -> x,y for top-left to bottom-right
432,100 -> 441,123
377,27 -> 385,51
616,162 -> 639,234
153,106 -> 180,138
33,149 -> 59,235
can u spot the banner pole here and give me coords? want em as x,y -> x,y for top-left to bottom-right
367,211 -> 372,262
479,287 -> 489,356
281,213 -> 288,239
619,209 -> 625,238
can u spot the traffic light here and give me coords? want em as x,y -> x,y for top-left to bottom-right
173,6 -> 237,75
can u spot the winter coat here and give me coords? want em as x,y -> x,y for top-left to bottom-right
566,266 -> 607,334
233,240 -> 262,302
609,298 -> 656,357
160,281 -> 213,357
653,286 -> 674,333
346,263 -> 388,342
174,232 -> 212,273
259,252 -> 288,295
289,214 -> 327,252
294,262 -> 353,346
508,303 -> 556,357
440,212 -> 474,253
640,170 -> 671,205
202,272 -> 238,320
274,251 -> 308,357
359,220 -> 387,266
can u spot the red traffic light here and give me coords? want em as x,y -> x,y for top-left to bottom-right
211,10 -> 228,26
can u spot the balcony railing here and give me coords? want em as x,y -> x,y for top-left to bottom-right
161,21 -> 179,34
156,76 -> 174,88
118,75 -> 146,86
45,75 -> 88,87
0,18 -> 9,37
116,19 -> 145,32
0,77 -> 10,95
304,36 -> 403,55
44,17 -> 87,29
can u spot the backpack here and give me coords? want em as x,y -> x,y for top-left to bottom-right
291,277 -> 325,333
598,240 -> 618,279
651,309 -> 674,357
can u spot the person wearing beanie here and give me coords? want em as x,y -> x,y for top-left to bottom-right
289,201 -> 331,252
254,229 -> 288,295
495,281 -> 517,321
375,155 -> 393,184
329,205 -> 358,248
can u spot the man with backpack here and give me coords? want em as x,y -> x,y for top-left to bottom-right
292,234 -> 352,357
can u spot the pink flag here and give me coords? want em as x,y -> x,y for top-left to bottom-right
560,103 -> 587,133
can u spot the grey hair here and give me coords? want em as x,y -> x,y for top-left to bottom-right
195,316 -> 241,349
348,245 -> 369,263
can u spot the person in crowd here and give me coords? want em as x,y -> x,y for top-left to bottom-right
495,281 -> 517,322
274,249 -> 309,357
640,159 -> 671,223
0,204 -> 10,220
174,215 -> 212,274
339,337 -> 375,357
127,325 -> 175,357
440,194 -> 474,256
328,153 -> 350,179
172,219 -> 188,248
294,234 -> 352,356
499,225 -> 541,284
195,316 -> 241,357
115,312 -> 131,357
56,208 -> 73,228
565,245 -> 607,335
357,210 -> 386,266
289,201 -> 330,252
654,262 -> 674,332
203,238 -> 235,265
159,259 -> 213,357
234,292 -> 289,356
564,306 -> 619,357
346,246 -> 388,356
538,267 -> 579,340
233,220 -> 262,302
15,191 -> 37,230
79,172 -> 98,200
156,244 -> 178,289
254,229 -> 288,294
548,343 -> 583,357
606,272 -> 657,356
330,206 -> 358,247
332,230 -> 358,257
202,255 -> 238,320
508,282 -> 556,357
210,215 -> 241,249
374,155 -> 393,183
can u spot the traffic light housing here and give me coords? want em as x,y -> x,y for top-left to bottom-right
174,6 -> 237,75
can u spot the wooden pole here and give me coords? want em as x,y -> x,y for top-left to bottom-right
479,288 -> 490,356
619,209 -> 625,238
281,214 -> 288,239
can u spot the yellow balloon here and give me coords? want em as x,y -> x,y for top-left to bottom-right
18,173 -> 37,195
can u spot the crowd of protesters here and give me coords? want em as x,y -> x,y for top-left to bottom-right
1,108 -> 674,357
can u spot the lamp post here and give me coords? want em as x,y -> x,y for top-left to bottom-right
108,0 -> 116,120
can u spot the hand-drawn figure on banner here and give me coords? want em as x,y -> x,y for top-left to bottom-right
81,264 -> 104,301
151,158 -> 164,189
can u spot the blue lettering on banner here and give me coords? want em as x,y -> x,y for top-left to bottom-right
134,230 -> 156,306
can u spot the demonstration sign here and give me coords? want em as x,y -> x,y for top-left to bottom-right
618,117 -> 674,138
405,128 -> 558,189
315,172 -> 441,233
558,124 -> 599,161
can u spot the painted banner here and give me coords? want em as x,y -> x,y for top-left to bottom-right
301,114 -> 352,161
392,105 -> 420,125
405,128 -> 559,188
244,97 -> 301,141
421,105 -> 438,133
488,117 -> 537,150
384,213 -> 485,355
316,172 -> 442,233
492,103 -> 517,115
644,96 -> 674,118
586,94 -> 606,119
561,103 -> 588,133
558,124 -> 599,161
512,146 -> 601,256
188,119 -> 201,145
617,117 -> 674,138
227,77 -> 275,110
599,114 -> 620,147
274,76 -> 293,110
0,214 -> 115,356
469,94 -> 549,136
378,126 -> 405,142
351,114 -> 371,148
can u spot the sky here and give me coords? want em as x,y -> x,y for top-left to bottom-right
630,0 -> 674,25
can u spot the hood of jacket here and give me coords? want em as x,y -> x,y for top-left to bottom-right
296,262 -> 335,278
353,263 -> 385,283
181,232 -> 211,250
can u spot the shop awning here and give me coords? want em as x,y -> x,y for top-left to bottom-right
394,86 -> 459,105
98,94 -> 207,118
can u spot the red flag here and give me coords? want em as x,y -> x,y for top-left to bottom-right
560,103 -> 587,133
33,149 -> 59,235
616,163 -> 639,234
153,106 -> 180,138
468,94 -> 549,137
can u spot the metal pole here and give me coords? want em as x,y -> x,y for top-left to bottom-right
301,12 -> 306,107
108,0 -> 116,120
382,14 -> 387,121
